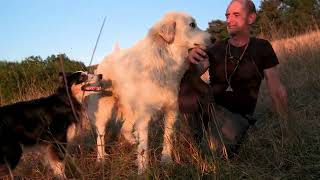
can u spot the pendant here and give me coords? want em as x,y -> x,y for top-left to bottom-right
225,85 -> 233,92
229,56 -> 239,64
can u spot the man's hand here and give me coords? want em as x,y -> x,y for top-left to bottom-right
264,66 -> 288,117
187,45 -> 210,75
187,45 -> 208,64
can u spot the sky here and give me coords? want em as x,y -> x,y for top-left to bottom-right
1,0 -> 261,66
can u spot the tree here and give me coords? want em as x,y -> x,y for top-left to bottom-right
207,19 -> 228,41
281,0 -> 320,33
256,0 -> 320,38
254,0 -> 282,38
0,54 -> 87,104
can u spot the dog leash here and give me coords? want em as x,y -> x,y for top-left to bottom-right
88,16 -> 106,72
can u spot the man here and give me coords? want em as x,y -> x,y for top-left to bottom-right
179,0 -> 287,158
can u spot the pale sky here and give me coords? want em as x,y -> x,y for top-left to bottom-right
0,0 -> 261,65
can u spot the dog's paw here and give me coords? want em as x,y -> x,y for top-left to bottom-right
96,153 -> 107,163
122,132 -> 137,145
136,151 -> 148,175
125,137 -> 136,145
52,174 -> 67,180
160,154 -> 173,163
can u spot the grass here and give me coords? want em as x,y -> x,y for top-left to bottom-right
4,31 -> 320,179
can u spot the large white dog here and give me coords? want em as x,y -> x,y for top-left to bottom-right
88,12 -> 211,173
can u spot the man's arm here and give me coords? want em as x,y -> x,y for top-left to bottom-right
264,66 -> 288,116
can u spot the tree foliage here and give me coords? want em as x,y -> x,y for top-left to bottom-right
0,54 -> 87,104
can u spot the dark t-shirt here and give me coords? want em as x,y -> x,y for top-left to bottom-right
207,37 -> 279,115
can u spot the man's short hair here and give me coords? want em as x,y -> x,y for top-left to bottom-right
231,0 -> 256,14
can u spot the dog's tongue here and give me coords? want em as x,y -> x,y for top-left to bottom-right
81,85 -> 102,91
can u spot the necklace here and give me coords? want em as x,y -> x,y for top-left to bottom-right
228,42 -> 238,64
224,39 -> 250,92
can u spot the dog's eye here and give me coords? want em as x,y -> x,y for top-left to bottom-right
77,75 -> 88,84
189,22 -> 196,28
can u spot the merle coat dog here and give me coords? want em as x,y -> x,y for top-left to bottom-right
0,71 -> 106,178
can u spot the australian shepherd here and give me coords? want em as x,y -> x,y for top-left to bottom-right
0,71 -> 109,178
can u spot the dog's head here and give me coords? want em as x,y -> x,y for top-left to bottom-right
149,12 -> 212,50
58,71 -> 112,103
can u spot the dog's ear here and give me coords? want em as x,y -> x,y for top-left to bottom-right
77,73 -> 88,84
58,72 -> 65,84
159,21 -> 176,44
58,72 -> 72,85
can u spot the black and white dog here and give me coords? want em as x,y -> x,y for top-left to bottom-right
0,71 -> 109,178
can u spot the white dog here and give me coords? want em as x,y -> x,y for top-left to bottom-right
88,12 -> 211,173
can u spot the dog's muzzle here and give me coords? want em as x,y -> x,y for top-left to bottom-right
80,73 -> 112,93
81,73 -> 103,92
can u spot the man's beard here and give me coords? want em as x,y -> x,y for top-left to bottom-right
229,32 -> 237,37
227,28 -> 238,37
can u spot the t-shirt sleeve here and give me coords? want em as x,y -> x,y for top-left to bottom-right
261,40 -> 279,70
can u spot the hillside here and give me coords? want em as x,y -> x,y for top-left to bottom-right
4,31 -> 320,179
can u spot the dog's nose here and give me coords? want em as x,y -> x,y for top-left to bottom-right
98,74 -> 103,80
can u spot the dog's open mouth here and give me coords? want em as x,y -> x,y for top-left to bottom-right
81,83 -> 103,91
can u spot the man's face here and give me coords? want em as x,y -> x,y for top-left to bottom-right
225,1 -> 251,36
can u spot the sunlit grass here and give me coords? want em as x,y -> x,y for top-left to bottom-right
3,31 -> 320,179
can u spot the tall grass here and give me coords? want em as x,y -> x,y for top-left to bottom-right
5,31 -> 320,179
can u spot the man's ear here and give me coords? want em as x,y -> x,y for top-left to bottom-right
248,13 -> 257,25
158,21 -> 176,44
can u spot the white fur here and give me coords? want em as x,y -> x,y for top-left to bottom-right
88,12 -> 211,173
